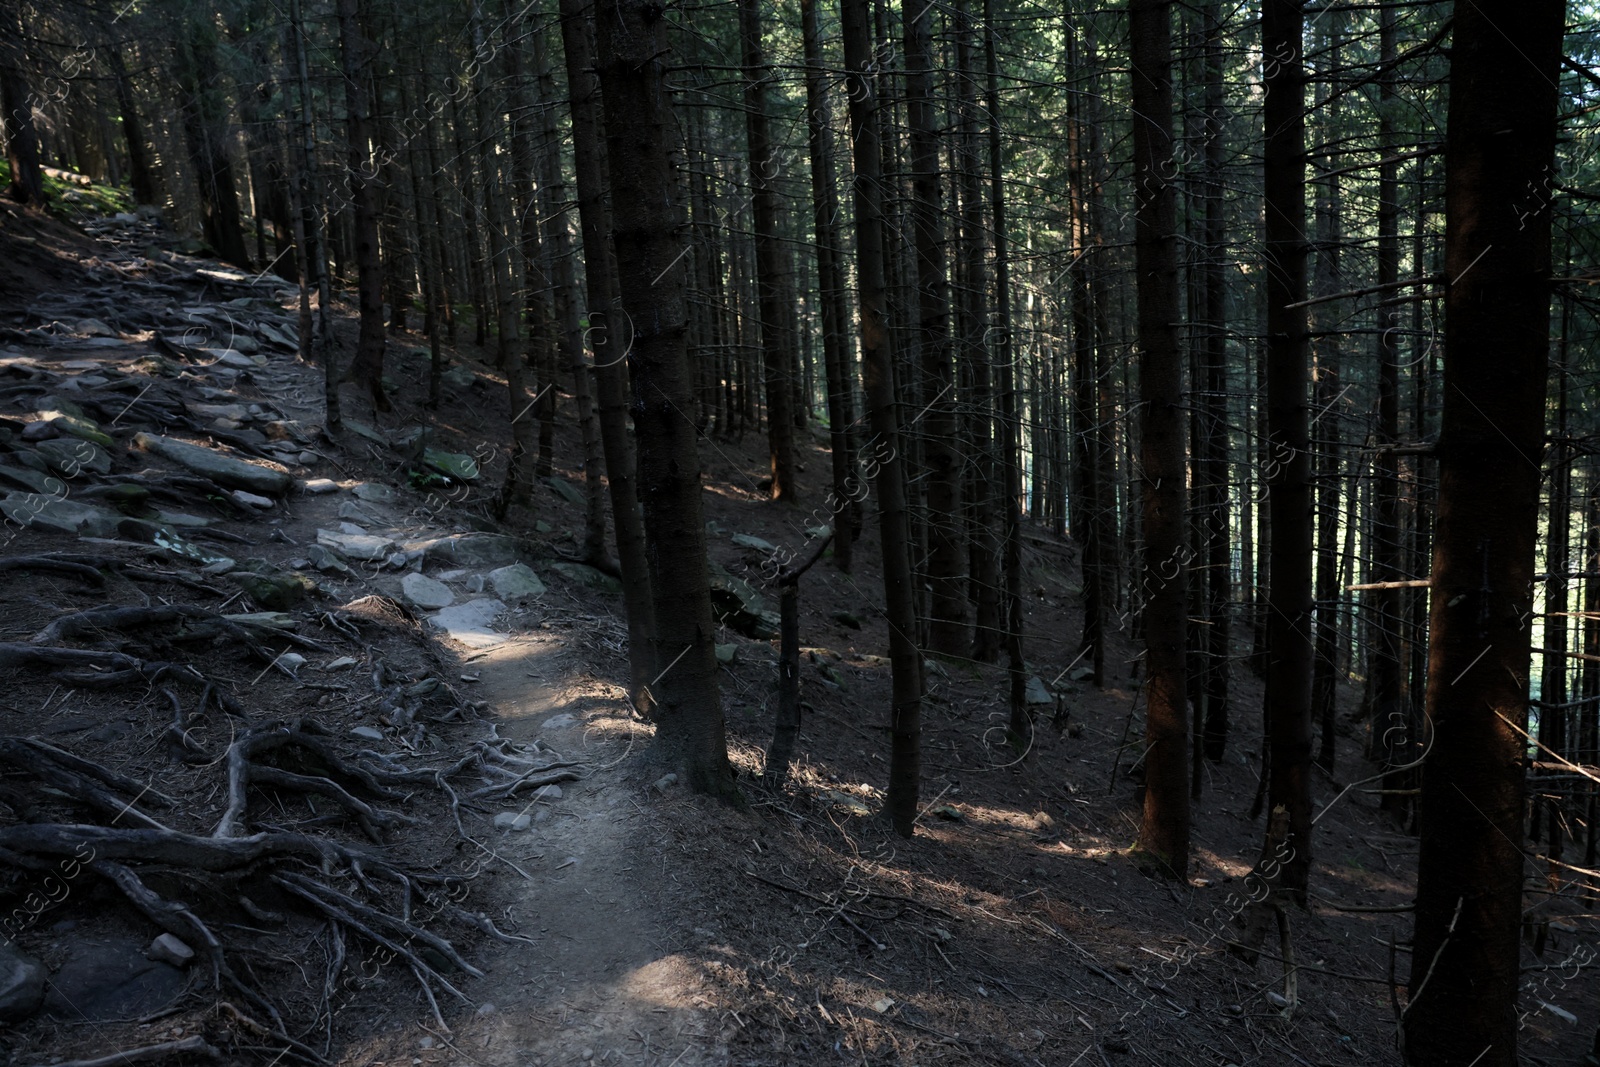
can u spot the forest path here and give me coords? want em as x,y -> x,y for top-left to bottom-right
435,637 -> 726,1067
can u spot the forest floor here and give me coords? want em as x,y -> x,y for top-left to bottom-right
0,194 -> 1595,1067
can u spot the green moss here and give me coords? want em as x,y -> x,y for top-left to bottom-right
0,159 -> 133,220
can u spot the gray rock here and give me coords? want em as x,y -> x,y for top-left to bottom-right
543,713 -> 579,729
43,937 -> 185,1021
715,643 -> 739,665
0,943 -> 45,1023
41,410 -> 114,448
302,477 -> 339,495
428,598 -> 508,648
36,437 -> 112,476
1,492 -> 122,536
731,532 -> 777,552
422,448 -> 479,482
441,363 -> 476,389
337,520 -> 367,535
306,544 -> 353,575
651,773 -> 679,795
75,318 -> 117,337
350,725 -> 385,741
352,482 -> 399,503
1025,676 -> 1054,706
21,419 -> 58,442
0,463 -> 66,495
1068,665 -> 1095,682
413,532 -> 528,567
466,574 -> 486,593
232,489 -> 274,510
317,528 -> 397,561
298,451 -> 318,466
188,402 -> 251,422
543,476 -> 585,506
550,561 -> 624,595
202,347 -> 263,368
133,432 -> 291,495
534,784 -> 563,801
708,564 -> 780,639
401,572 -> 455,610
337,500 -> 375,522
146,934 -> 194,968
493,811 -> 531,831
488,563 -> 545,600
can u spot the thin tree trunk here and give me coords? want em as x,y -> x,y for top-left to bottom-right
739,0 -> 798,502
289,0 -> 338,431
801,0 -> 857,571
842,0 -> 923,835
902,0 -> 967,657
336,0 -> 389,411
1198,0 -> 1229,761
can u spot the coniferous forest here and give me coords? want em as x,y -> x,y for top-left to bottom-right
0,0 -> 1598,1064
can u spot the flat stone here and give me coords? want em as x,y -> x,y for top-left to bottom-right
145,934 -> 194,968
35,437 -> 112,476
40,410 -> 114,449
1025,676 -> 1054,706
413,532 -> 528,567
1,493 -> 122,536
302,478 -> 339,495
228,569 -> 316,610
422,448 -> 479,482
550,561 -> 623,595
337,520 -> 367,535
75,318 -> 117,337
731,532 -> 777,552
715,643 -> 739,665
201,347 -> 264,368
427,598 -> 507,648
350,725 -> 385,741
534,784 -> 563,801
20,420 -> 57,441
543,476 -> 585,505
188,402 -> 250,422
133,432 -> 291,495
543,713 -> 579,729
317,529 -> 397,561
153,509 -> 213,528
342,418 -> 389,446
232,489 -> 274,510
352,482 -> 399,503
493,811 -> 531,831
0,944 -> 45,1023
488,563 -> 545,600
337,500 -> 375,521
43,937 -> 185,1021
401,572 -> 455,610
708,564 -> 780,639
0,464 -> 66,495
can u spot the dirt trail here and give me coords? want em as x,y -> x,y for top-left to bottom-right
420,639 -> 725,1067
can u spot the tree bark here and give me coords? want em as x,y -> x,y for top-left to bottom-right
842,0 -> 923,835
1261,0 -> 1313,900
1404,0 -> 1565,1061
1130,0 -> 1189,878
739,0 -> 799,502
336,0 -> 389,411
594,0 -> 732,795
558,0 -> 657,714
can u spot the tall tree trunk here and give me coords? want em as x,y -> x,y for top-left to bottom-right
1261,0 -> 1313,900
289,0 -> 338,431
107,44 -> 156,206
1130,0 -> 1189,879
174,15 -> 250,269
842,0 -> 923,835
1404,0 -> 1564,1061
0,8 -> 43,206
903,0 -> 967,657
594,0 -> 732,795
336,0 -> 389,411
1370,0 -> 1407,812
557,0 -> 656,714
800,0 -> 857,572
988,0 -> 1027,739
1198,0 -> 1230,761
531,19 -> 608,565
739,0 -> 799,502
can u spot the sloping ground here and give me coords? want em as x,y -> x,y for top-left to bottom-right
0,197 -> 1595,1067
0,204 -> 718,1067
